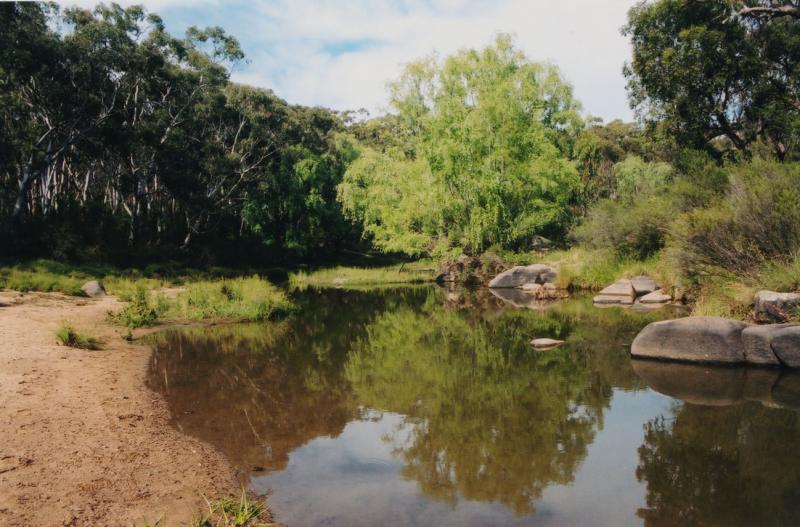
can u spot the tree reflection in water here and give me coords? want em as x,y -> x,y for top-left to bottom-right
146,286 -> 675,520
633,360 -> 800,526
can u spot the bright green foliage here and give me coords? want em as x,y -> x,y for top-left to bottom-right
165,277 -> 294,322
624,0 -> 800,159
337,149 -> 442,256
340,34 -> 584,256
110,285 -> 161,328
613,156 -> 674,204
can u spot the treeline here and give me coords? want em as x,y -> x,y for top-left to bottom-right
1,2 -> 358,263
1,1 -> 799,271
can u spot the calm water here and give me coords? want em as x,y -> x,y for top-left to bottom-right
146,286 -> 800,527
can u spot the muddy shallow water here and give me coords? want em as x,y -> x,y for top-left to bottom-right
146,286 -> 800,527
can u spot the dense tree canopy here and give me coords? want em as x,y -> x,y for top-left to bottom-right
0,2 -> 357,262
624,0 -> 800,159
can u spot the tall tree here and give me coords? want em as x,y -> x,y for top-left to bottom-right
340,34 -> 584,256
624,0 -> 800,159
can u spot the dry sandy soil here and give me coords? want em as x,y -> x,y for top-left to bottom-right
0,290 -> 238,526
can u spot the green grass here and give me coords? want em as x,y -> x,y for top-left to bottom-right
289,261 -> 437,289
539,248 -> 677,292
0,262 -> 87,296
55,322 -> 102,350
110,276 -> 294,328
193,490 -> 275,527
164,276 -> 294,322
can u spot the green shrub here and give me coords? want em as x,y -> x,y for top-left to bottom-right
572,196 -> 675,259
55,323 -> 102,350
670,161 -> 800,278
613,155 -> 674,204
110,285 -> 160,328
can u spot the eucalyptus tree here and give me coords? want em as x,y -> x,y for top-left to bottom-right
624,0 -> 800,159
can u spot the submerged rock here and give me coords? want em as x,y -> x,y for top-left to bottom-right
631,317 -> 750,364
81,280 -> 106,298
488,264 -> 556,288
754,290 -> 800,322
530,338 -> 565,349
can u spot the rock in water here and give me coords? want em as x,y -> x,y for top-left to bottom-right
631,317 -> 750,364
754,290 -> 800,322
741,324 -> 798,366
593,279 -> 635,305
639,289 -> 672,304
488,264 -> 556,288
772,326 -> 800,368
631,276 -> 658,296
81,280 -> 106,298
530,338 -> 565,349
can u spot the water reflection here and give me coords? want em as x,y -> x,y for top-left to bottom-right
145,286 -> 800,526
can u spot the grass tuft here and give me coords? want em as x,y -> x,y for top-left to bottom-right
193,490 -> 275,527
55,322 -> 102,350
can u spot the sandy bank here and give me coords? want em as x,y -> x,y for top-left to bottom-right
0,291 -> 237,526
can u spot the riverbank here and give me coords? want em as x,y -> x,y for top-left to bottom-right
0,290 -> 242,526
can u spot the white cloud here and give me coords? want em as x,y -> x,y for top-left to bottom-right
55,0 -> 639,121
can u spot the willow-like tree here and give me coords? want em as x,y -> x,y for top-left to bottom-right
339,34 -> 584,256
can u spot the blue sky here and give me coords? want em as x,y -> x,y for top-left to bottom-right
62,0 -> 640,122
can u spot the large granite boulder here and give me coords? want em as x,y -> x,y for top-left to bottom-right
754,290 -> 800,322
631,317 -> 750,364
488,264 -> 556,288
772,326 -> 800,368
81,280 -> 106,298
593,279 -> 635,305
741,324 -> 798,366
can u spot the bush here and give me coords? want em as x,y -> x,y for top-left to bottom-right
109,285 -> 161,328
55,323 -> 102,350
670,161 -> 800,278
572,196 -> 675,259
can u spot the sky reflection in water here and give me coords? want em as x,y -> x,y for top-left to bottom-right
146,286 -> 800,527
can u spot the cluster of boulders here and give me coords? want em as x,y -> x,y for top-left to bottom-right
632,316 -> 800,368
487,264 -> 565,301
593,276 -> 672,307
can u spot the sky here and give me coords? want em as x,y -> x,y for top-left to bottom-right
59,0 -> 640,122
